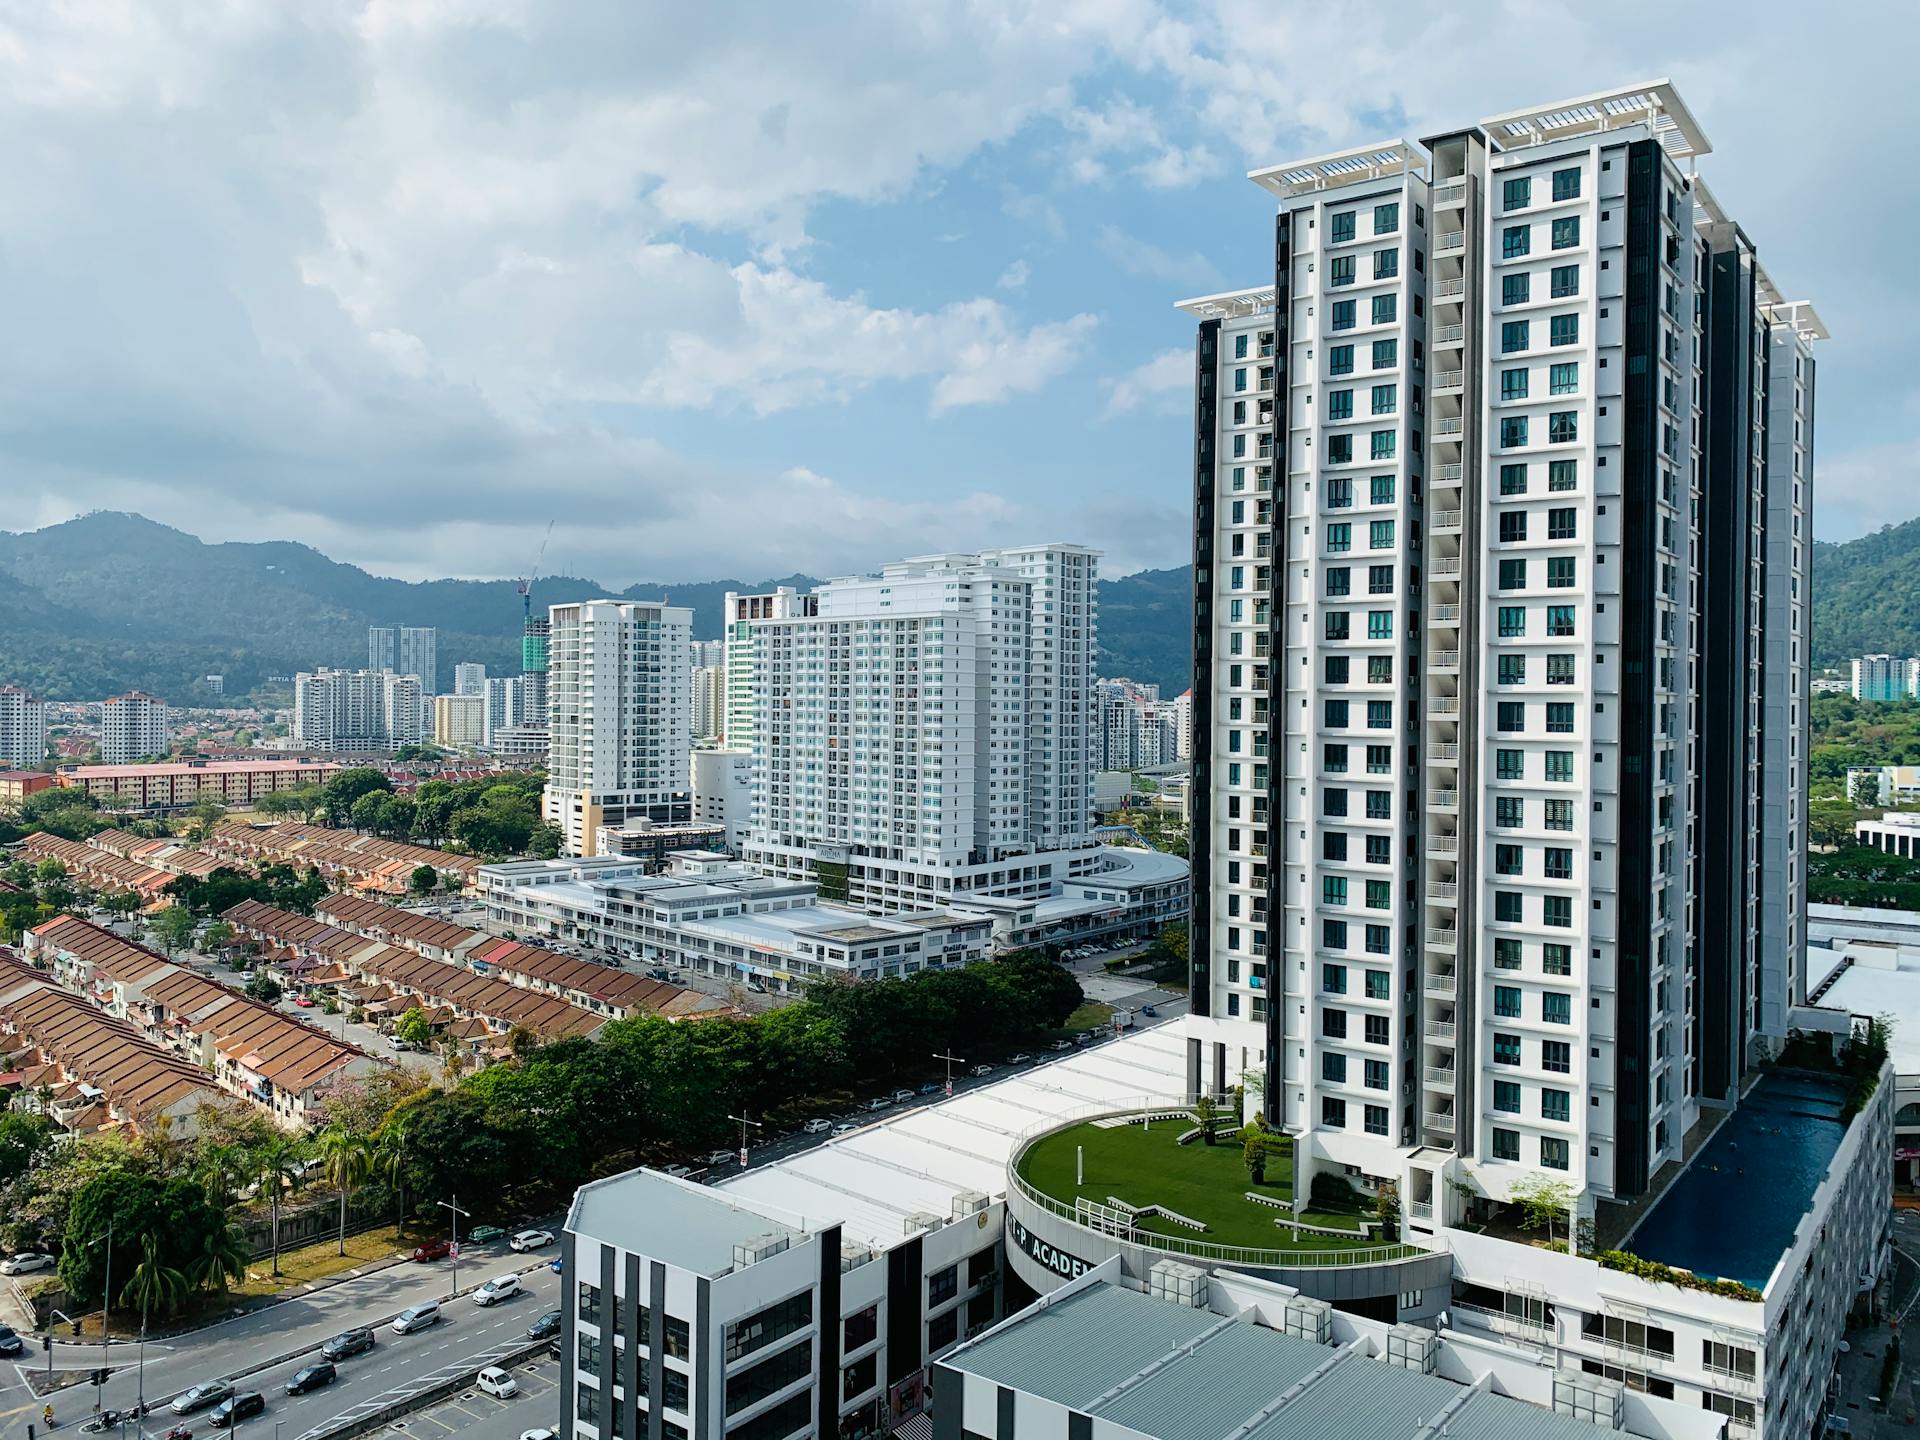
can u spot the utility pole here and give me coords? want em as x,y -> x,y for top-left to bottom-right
437,1195 -> 469,1299
97,1219 -> 114,1417
727,1113 -> 762,1169
932,1050 -> 965,1098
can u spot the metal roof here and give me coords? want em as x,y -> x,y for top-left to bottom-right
1173,285 -> 1277,320
1479,80 -> 1710,159
1248,140 -> 1423,200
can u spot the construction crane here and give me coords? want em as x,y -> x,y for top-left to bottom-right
516,521 -> 556,625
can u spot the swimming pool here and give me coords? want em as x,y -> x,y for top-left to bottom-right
1620,1071 -> 1851,1291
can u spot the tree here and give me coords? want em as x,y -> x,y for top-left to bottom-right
1853,771 -> 1884,810
150,904 -> 197,956
244,970 -> 283,1004
183,794 -> 228,842
408,865 -> 440,896
373,1118 -> 414,1240
0,1113 -> 54,1186
121,1232 -> 191,1321
1242,1117 -> 1268,1185
349,790 -> 388,834
33,857 -> 67,886
183,1217 -> 249,1296
316,1127 -> 372,1257
198,920 -> 234,954
320,768 -> 391,827
1510,1173 -> 1577,1250
1194,1093 -> 1218,1146
395,1006 -> 432,1049
250,1137 -> 309,1277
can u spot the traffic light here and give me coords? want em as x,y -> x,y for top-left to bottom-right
40,1334 -> 50,1353
92,1367 -> 109,1386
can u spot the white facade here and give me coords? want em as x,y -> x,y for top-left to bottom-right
543,599 -> 694,856
691,663 -> 724,745
432,692 -> 485,749
380,672 -> 426,747
369,625 -> 437,693
1848,654 -> 1918,702
722,587 -> 813,753
0,685 -> 47,768
453,662 -> 487,697
1097,678 -> 1186,771
99,691 -> 169,765
291,668 -> 390,752
691,748 -> 753,853
483,675 -> 530,746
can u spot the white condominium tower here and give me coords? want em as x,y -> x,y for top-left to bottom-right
746,547 -> 1100,910
292,668 -> 390,752
368,625 -> 438,693
722,587 -> 814,752
543,599 -> 693,856
100,692 -> 169,764
1180,82 -> 1824,1208
0,685 -> 48,768
453,662 -> 488,697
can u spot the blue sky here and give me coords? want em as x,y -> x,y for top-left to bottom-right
1,1 -> 1911,584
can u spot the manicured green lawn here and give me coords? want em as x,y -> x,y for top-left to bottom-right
1016,1118 -> 1387,1252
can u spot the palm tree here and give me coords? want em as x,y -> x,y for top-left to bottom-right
121,1233 -> 190,1321
373,1119 -> 413,1242
195,1142 -> 248,1212
251,1136 -> 308,1277
317,1127 -> 371,1257
185,1220 -> 249,1296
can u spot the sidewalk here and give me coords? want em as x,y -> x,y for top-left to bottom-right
1827,1213 -> 1920,1438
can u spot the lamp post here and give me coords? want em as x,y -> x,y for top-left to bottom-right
727,1113 -> 762,1169
932,1050 -> 965,1098
437,1195 -> 469,1299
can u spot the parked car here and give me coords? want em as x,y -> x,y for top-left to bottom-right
662,1164 -> 696,1179
509,1228 -> 554,1252
0,1252 -> 53,1275
802,1118 -> 831,1134
704,1149 -> 736,1167
0,1325 -> 22,1357
476,1366 -> 520,1399
322,1327 -> 376,1361
172,1382 -> 235,1415
411,1239 -> 452,1263
969,1063 -> 996,1077
1077,1030 -> 1098,1044
520,1430 -> 560,1440
1008,1052 -> 1031,1064
208,1393 -> 265,1428
917,1081 -> 942,1094
864,1097 -> 891,1112
891,1088 -> 915,1104
286,1362 -> 336,1396
391,1302 -> 442,1334
468,1224 -> 506,1244
526,1309 -> 563,1341
473,1273 -> 520,1306
1048,1039 -> 1073,1052
831,1123 -> 857,1137
1140,1004 -> 1157,1018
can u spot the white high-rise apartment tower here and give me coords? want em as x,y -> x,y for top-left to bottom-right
368,625 -> 438,693
292,669 -> 389,752
721,587 -> 814,753
543,599 -> 693,855
1180,82 -> 1826,1207
100,692 -> 169,764
0,685 -> 48,768
453,662 -> 487,697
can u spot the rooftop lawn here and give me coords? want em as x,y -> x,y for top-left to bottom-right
1015,1116 -> 1391,1253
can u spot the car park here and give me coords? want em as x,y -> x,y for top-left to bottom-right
208,1393 -> 265,1428
0,1252 -> 53,1275
286,1362 -> 336,1396
411,1239 -> 451,1263
476,1366 -> 520,1399
509,1228 -> 554,1251
392,1302 -> 442,1334
473,1273 -> 520,1305
172,1382 -> 235,1415
322,1327 -> 376,1361
802,1118 -> 831,1134
527,1309 -> 563,1340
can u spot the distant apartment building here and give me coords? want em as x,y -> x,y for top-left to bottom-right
0,685 -> 48,768
1850,654 -> 1919,702
483,675 -> 530,747
293,668 -> 408,752
691,748 -> 752,852
690,661 -> 724,745
380,672 -> 426,747
433,693 -> 486,749
543,599 -> 694,855
1098,678 -> 1189,771
521,617 -> 551,726
99,691 -> 170,765
0,770 -> 55,809
368,624 -> 438,692
55,759 -> 340,813
452,662 -> 488,697
722,587 -> 815,753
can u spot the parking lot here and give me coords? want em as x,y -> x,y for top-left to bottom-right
388,1350 -> 560,1440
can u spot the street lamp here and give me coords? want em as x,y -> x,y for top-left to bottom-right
932,1050 -> 965,1098
727,1113 -> 762,1168
437,1194 -> 469,1299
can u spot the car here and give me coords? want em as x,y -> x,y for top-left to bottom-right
802,1118 -> 831,1134
1048,1039 -> 1073,1052
662,1164 -> 696,1179
968,1063 -> 996,1077
208,1393 -> 266,1428
1077,1030 -> 1098,1044
526,1308 -> 562,1341
0,1252 -> 53,1275
891,1087 -> 915,1104
293,995 -> 314,1007
918,1081 -> 942,1094
321,1327 -> 376,1361
864,1097 -> 891,1112
520,1430 -> 560,1440
473,1273 -> 520,1306
286,1362 -> 336,1395
391,1302 -> 442,1334
468,1224 -> 506,1244
1008,1052 -> 1031,1064
172,1382 -> 235,1415
831,1123 -> 857,1136
549,1256 -> 564,1274
509,1228 -> 554,1252
704,1149 -> 736,1167
411,1239 -> 451,1263
0,1326 -> 21,1357
1140,1003 -> 1157,1018
476,1366 -> 520,1399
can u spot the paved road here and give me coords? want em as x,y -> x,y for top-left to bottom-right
1,1242 -> 561,1435
386,1348 -> 561,1440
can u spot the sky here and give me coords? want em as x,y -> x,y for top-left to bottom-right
0,1 -> 1911,585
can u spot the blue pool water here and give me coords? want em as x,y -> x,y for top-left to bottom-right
1621,1071 -> 1850,1291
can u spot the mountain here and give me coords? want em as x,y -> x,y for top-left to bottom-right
0,513 -> 1198,700
1810,517 -> 1920,670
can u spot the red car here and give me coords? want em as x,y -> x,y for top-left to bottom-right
411,1239 -> 451,1263
293,996 -> 314,1008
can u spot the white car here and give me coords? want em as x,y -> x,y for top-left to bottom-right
473,1273 -> 520,1306
0,1253 -> 53,1275
520,1431 -> 559,1440
476,1366 -> 520,1399
831,1122 -> 857,1136
802,1118 -> 831,1134
508,1229 -> 554,1252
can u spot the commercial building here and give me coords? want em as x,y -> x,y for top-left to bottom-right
544,599 -> 694,856
0,684 -> 48,768
1853,809 -> 1920,856
1848,654 -> 1918,702
453,662 -> 488,697
722,587 -> 815,753
54,757 -> 339,813
369,624 -> 438,693
489,721 -> 550,761
481,853 -> 994,995
692,748 -> 753,853
0,770 -> 55,809
594,818 -> 729,864
99,692 -> 169,765
1807,902 -> 1920,1189
432,692 -> 486,749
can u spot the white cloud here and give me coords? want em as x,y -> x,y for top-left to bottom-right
1096,225 -> 1221,288
1102,348 -> 1193,418
997,259 -> 1030,291
1810,442 -> 1920,542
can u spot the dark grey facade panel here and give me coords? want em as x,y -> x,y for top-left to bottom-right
1189,316 -> 1220,1020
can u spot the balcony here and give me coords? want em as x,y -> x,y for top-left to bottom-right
1431,603 -> 1459,624
1426,925 -> 1457,950
1429,741 -> 1459,763
1434,508 -> 1462,532
1435,462 -> 1464,485
1424,1066 -> 1456,1087
1427,833 -> 1459,855
1425,970 -> 1456,995
1432,181 -> 1466,208
1434,277 -> 1466,300
1434,323 -> 1464,347
1431,557 -> 1462,579
1435,231 -> 1465,255
1432,649 -> 1461,670
1433,416 -> 1464,438
1408,1198 -> 1435,1220
1434,368 -> 1464,393
1428,788 -> 1458,811
1425,1019 -> 1456,1041
1424,1110 -> 1456,1133
1427,696 -> 1460,717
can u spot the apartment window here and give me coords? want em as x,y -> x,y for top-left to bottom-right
1323,876 -> 1348,906
1327,523 -> 1352,552
1325,699 -> 1349,727
1364,1105 -> 1389,1136
1322,1008 -> 1348,1038
1496,748 -> 1524,781
1328,389 -> 1354,420
1502,272 -> 1530,307
1497,655 -> 1526,686
1502,176 -> 1531,212
1544,798 -> 1574,831
1499,512 -> 1528,544
1364,969 -> 1390,1000
1326,477 -> 1353,509
1543,896 -> 1574,930
1495,892 -> 1524,927
1364,1014 -> 1390,1045
1497,701 -> 1525,733
1234,367 -> 1247,392
1327,434 -> 1353,462
1548,507 -> 1578,540
1497,606 -> 1526,638
1330,255 -> 1356,287
1498,558 -> 1527,590
1548,411 -> 1577,444
1501,319 -> 1530,353
1543,943 -> 1572,976
1365,923 -> 1390,954
1371,294 -> 1397,324
1495,937 -> 1523,969
1234,333 -> 1249,359
1546,702 -> 1574,734
1543,1040 -> 1571,1073
1327,566 -> 1351,596
1371,338 -> 1398,368
1364,879 -> 1390,911
1702,1342 -> 1757,1381
1325,612 -> 1350,640
1369,519 -> 1395,549
1367,610 -> 1393,640
1493,1033 -> 1521,1066
1552,167 -> 1581,202
1499,463 -> 1527,496
1323,917 -> 1348,947
1364,787 -> 1392,816
1502,224 -> 1530,258
1323,963 -> 1348,995
1364,1057 -> 1390,1090
1544,751 -> 1574,783
1322,1096 -> 1347,1129
1495,797 -> 1524,827
1546,605 -> 1576,637
1500,416 -> 1529,449
1374,248 -> 1399,280
1550,313 -> 1580,347
1495,842 -> 1524,876
1367,702 -> 1393,732
1541,1137 -> 1570,1170
1374,201 -> 1400,234
1546,558 -> 1576,591
1366,744 -> 1391,774
1331,211 -> 1357,244
1551,216 -> 1580,250
1548,459 -> 1577,492
1324,787 -> 1349,817
1500,367 -> 1529,401
1550,263 -> 1579,298
1368,564 -> 1395,595
1332,299 -> 1357,331
1371,384 -> 1397,416
1329,344 -> 1355,376
1369,475 -> 1395,504
1492,1128 -> 1521,1160
1322,1051 -> 1347,1082
1542,991 -> 1572,1024
1550,362 -> 1579,395
1493,1080 -> 1521,1113
1544,847 -> 1573,879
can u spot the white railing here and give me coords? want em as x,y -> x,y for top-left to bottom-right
1423,1067 -> 1456,1087
1425,1020 -> 1456,1040
1434,368 -> 1464,390
1433,416 -> 1464,437
1431,604 -> 1459,623
1426,926 -> 1458,949
1432,649 -> 1461,669
1426,881 -> 1458,900
1432,181 -> 1466,206
1434,509 -> 1463,530
1432,558 -> 1462,578
1429,742 -> 1459,762
1408,1198 -> 1435,1219
1424,1110 -> 1456,1132
1435,462 -> 1464,483
1428,697 -> 1460,716
1427,834 -> 1459,855
1435,232 -> 1465,253
1434,324 -> 1464,345
1426,971 -> 1456,994
1434,278 -> 1466,300
1428,789 -> 1459,810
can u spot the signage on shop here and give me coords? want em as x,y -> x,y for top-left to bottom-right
1009,1214 -> 1092,1282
